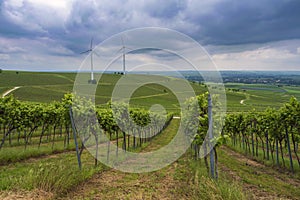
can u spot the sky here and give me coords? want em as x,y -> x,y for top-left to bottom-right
0,0 -> 300,71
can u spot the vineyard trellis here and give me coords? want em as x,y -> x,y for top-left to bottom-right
182,92 -> 228,179
71,95 -> 173,167
2,92 -> 299,174
223,97 -> 300,172
0,94 -> 173,167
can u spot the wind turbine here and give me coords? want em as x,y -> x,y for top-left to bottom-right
81,38 -> 96,84
116,36 -> 132,75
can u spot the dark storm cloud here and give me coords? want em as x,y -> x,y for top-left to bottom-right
143,0 -> 186,18
1,0 -> 300,48
186,0 -> 300,45
129,48 -> 178,61
65,0 -> 300,49
0,8 -> 34,38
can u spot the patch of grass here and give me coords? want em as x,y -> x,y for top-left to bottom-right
139,118 -> 180,152
26,157 -> 102,195
197,176 -> 246,200
0,87 -> 11,95
0,140 -> 76,165
0,151 -> 107,196
173,152 -> 247,200
0,71 -> 74,87
219,147 -> 300,199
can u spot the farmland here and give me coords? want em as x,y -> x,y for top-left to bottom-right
0,70 -> 300,199
1,70 -> 300,112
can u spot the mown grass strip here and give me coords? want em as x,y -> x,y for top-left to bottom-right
219,146 -> 300,199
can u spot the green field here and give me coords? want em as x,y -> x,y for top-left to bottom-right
1,71 -> 300,113
225,83 -> 300,111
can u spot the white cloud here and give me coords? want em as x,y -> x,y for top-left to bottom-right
2,0 -> 72,32
21,54 -> 43,62
27,0 -> 71,9
0,38 -> 25,53
212,46 -> 298,61
239,48 -> 296,60
211,44 -> 300,70
0,54 -> 10,60
0,36 -> 73,56
36,37 -> 75,55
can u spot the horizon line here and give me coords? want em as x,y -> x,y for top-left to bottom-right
2,69 -> 300,73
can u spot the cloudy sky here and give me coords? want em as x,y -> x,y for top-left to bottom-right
0,0 -> 300,71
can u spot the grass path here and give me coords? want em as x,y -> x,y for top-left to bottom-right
63,119 -> 181,200
219,146 -> 300,199
240,92 -> 250,105
1,86 -> 20,97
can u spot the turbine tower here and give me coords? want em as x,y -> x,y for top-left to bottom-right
81,38 -> 96,84
121,37 -> 126,75
117,36 -> 131,75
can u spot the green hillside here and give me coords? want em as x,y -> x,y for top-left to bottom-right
1,70 -> 300,113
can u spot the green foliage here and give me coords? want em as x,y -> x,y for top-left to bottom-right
223,97 -> 300,171
0,93 -> 173,162
182,92 -> 225,179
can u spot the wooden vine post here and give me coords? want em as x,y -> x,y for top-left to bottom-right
69,106 -> 82,170
208,94 -> 216,179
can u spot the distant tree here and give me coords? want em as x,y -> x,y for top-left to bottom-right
16,71 -> 19,74
0,69 -> 2,73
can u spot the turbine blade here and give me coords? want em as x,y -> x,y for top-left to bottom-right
115,47 -> 124,55
121,36 -> 124,47
80,49 -> 91,54
125,46 -> 134,51
90,37 -> 94,49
